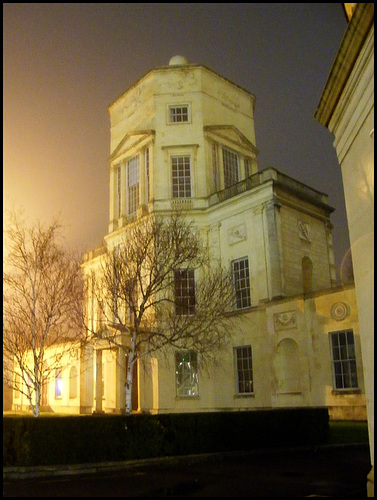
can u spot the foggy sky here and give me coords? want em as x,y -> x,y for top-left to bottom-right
3,3 -> 350,281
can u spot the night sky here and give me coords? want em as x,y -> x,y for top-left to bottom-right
3,3 -> 350,281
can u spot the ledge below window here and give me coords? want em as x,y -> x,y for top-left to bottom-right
174,396 -> 200,400
332,389 -> 361,395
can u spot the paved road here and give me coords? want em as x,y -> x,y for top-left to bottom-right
3,444 -> 371,497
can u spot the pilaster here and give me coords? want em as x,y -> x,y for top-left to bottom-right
263,200 -> 285,299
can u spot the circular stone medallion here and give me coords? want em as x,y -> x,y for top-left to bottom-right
331,302 -> 350,321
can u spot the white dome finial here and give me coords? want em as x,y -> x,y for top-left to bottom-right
169,55 -> 188,66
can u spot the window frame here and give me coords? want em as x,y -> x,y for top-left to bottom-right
168,104 -> 190,124
175,350 -> 199,397
174,269 -> 196,316
223,147 -> 240,188
127,154 -> 140,216
329,330 -> 359,391
234,345 -> 254,395
232,257 -> 251,310
171,155 -> 192,199
55,367 -> 63,399
145,147 -> 150,203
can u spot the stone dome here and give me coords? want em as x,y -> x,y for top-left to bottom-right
169,55 -> 188,66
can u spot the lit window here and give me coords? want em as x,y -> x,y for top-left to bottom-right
127,155 -> 140,215
175,351 -> 199,397
172,156 -> 191,198
223,148 -> 240,188
235,345 -> 253,394
330,330 -> 358,390
232,257 -> 251,309
55,368 -> 62,399
174,269 -> 196,315
169,105 -> 189,123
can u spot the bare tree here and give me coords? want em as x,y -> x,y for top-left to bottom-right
89,212 -> 237,414
3,211 -> 87,417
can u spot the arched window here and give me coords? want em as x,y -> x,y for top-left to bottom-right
302,256 -> 313,293
69,366 -> 78,399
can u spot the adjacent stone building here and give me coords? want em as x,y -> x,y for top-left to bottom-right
315,3 -> 374,494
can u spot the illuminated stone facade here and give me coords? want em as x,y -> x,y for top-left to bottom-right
13,57 -> 367,421
315,3 -> 374,494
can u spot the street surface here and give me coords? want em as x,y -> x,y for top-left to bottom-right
3,444 -> 371,497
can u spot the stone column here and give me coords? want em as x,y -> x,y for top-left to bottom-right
95,349 -> 103,413
151,357 -> 159,411
139,148 -> 145,207
325,221 -> 337,286
116,346 -> 126,414
79,344 -> 94,414
217,146 -> 225,191
209,222 -> 221,261
109,164 -> 117,232
253,205 -> 268,301
148,142 -> 154,205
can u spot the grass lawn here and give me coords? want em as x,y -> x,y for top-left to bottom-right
3,410 -> 83,417
328,420 -> 369,444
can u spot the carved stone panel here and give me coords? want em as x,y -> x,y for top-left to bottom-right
228,223 -> 247,245
274,311 -> 297,332
298,220 -> 310,242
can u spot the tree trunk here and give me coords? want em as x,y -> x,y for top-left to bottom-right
33,361 -> 41,417
125,359 -> 133,415
34,388 -> 40,417
125,331 -> 137,415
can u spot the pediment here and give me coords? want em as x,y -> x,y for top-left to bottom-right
204,125 -> 258,156
110,129 -> 155,162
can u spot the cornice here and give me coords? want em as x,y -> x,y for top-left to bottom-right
315,3 -> 374,128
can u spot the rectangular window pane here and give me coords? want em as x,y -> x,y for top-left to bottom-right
172,156 -> 191,198
235,346 -> 253,394
223,148 -> 239,188
174,269 -> 195,315
330,330 -> 358,390
175,351 -> 198,397
55,368 -> 62,399
127,155 -> 140,215
169,105 -> 189,123
232,257 -> 251,309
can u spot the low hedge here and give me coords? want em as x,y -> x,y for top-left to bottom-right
3,407 -> 329,467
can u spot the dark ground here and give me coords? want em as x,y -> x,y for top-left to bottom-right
3,444 -> 371,497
